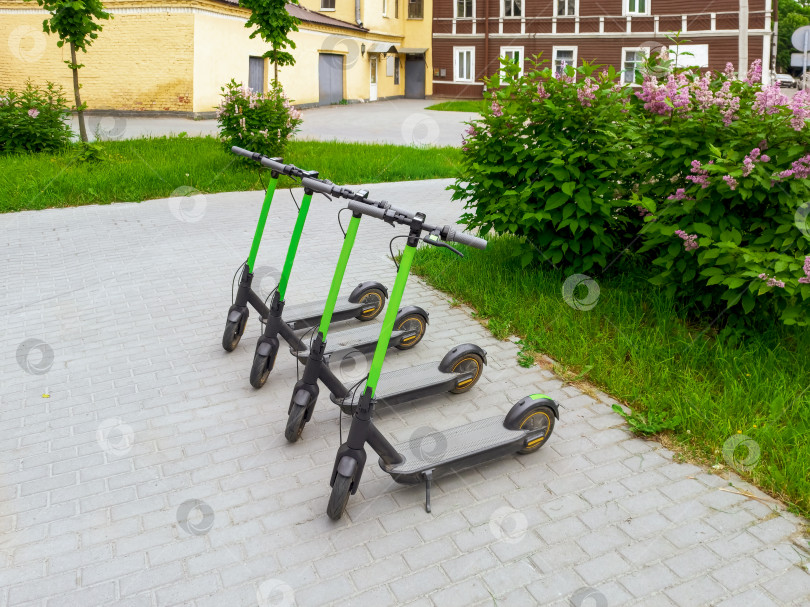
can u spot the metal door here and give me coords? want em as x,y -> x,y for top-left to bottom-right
369,57 -> 378,101
405,56 -> 425,99
318,53 -> 344,105
248,57 -> 265,93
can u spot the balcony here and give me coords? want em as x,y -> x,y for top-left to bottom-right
433,10 -> 769,36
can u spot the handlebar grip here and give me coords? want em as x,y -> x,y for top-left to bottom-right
260,156 -> 286,174
446,227 -> 487,250
231,146 -> 259,160
301,177 -> 335,195
347,200 -> 386,219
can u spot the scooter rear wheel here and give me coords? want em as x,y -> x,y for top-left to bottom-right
285,403 -> 307,443
327,473 -> 353,520
355,288 -> 386,321
394,313 -> 428,350
222,318 -> 245,352
249,353 -> 272,388
515,405 -> 556,454
449,353 -> 485,394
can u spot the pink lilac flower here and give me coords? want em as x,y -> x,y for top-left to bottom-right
667,188 -> 694,201
753,84 -> 788,115
556,61 -> 574,83
744,59 -> 762,85
723,175 -> 738,190
775,155 -> 810,180
239,117 -> 246,130
741,148 -> 769,176
723,62 -> 736,79
800,256 -> 810,284
686,159 -> 711,189
692,74 -> 714,111
491,101 -> 503,117
577,78 -> 599,107
674,229 -> 699,251
27,108 -> 39,118
759,139 -> 769,150
636,74 -> 690,115
536,83 -> 550,100
714,81 -> 741,125
758,273 -> 785,288
637,206 -> 652,217
789,89 -> 810,131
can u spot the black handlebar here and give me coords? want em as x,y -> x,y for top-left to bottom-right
346,200 -> 487,250
231,146 -> 315,179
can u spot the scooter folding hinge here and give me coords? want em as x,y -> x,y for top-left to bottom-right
423,470 -> 434,513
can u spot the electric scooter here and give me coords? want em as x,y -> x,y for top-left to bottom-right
222,147 -> 387,355
326,201 -> 559,519
285,180 -> 488,443
225,148 -> 428,389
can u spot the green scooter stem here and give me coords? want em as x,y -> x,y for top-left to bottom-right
317,214 -> 361,338
365,244 -> 415,396
246,176 -> 279,272
277,193 -> 312,299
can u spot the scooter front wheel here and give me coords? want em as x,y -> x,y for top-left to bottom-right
285,403 -> 307,443
515,405 -> 556,454
327,473 -> 353,520
394,313 -> 428,350
222,318 -> 245,352
249,352 -> 272,388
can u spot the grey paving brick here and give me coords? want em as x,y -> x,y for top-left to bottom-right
617,562 -> 679,598
760,567 -> 810,603
482,560 -> 538,598
389,566 -> 449,603
429,577 -> 491,607
574,551 -> 631,586
663,576 -> 728,607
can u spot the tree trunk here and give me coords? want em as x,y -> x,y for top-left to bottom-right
70,42 -> 88,143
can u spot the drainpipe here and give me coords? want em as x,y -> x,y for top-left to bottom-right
484,0 -> 489,80
356,0 -> 362,26
739,0 -> 749,72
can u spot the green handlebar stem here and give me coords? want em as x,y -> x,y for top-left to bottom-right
277,193 -> 312,299
317,215 -> 361,338
365,244 -> 415,396
246,176 -> 279,272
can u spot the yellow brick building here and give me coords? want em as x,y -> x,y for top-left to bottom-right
0,0 -> 433,114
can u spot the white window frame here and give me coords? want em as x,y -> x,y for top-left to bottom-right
552,46 -> 577,80
623,0 -> 650,16
555,0 -> 578,17
383,0 -> 387,16
501,0 -> 521,18
621,47 -> 646,85
320,0 -> 336,11
454,0 -> 475,19
500,46 -> 525,77
454,46 -> 475,83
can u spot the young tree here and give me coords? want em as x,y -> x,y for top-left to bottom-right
240,0 -> 301,83
25,0 -> 111,142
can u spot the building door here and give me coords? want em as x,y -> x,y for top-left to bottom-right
248,57 -> 265,93
318,53 -> 344,105
405,55 -> 425,99
369,57 -> 378,101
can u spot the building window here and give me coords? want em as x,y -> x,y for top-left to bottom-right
625,0 -> 648,14
454,47 -> 475,82
552,46 -> 577,78
395,57 -> 401,85
503,0 -> 520,17
321,0 -> 335,9
408,0 -> 423,18
500,46 -> 524,77
556,0 -> 575,15
395,0 -> 399,17
456,0 -> 473,18
383,0 -> 387,15
622,48 -> 645,84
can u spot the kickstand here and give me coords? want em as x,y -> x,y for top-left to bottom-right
423,470 -> 433,513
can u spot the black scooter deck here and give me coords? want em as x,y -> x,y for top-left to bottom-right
382,417 -> 528,482
294,324 -> 410,359
284,295 -> 363,330
331,362 -> 463,408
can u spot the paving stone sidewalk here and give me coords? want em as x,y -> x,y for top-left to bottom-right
1,179 -> 808,607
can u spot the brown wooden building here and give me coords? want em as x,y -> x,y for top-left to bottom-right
431,0 -> 775,97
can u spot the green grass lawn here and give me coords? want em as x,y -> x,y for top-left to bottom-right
425,100 -> 486,113
413,235 -> 810,517
0,137 -> 462,213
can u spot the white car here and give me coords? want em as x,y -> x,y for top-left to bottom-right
775,74 -> 798,88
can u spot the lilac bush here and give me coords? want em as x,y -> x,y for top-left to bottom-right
0,81 -> 71,154
216,79 -> 302,159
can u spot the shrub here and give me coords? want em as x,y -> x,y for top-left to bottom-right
0,81 -> 72,154
216,79 -> 302,159
454,59 -> 634,272
630,58 -> 810,327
